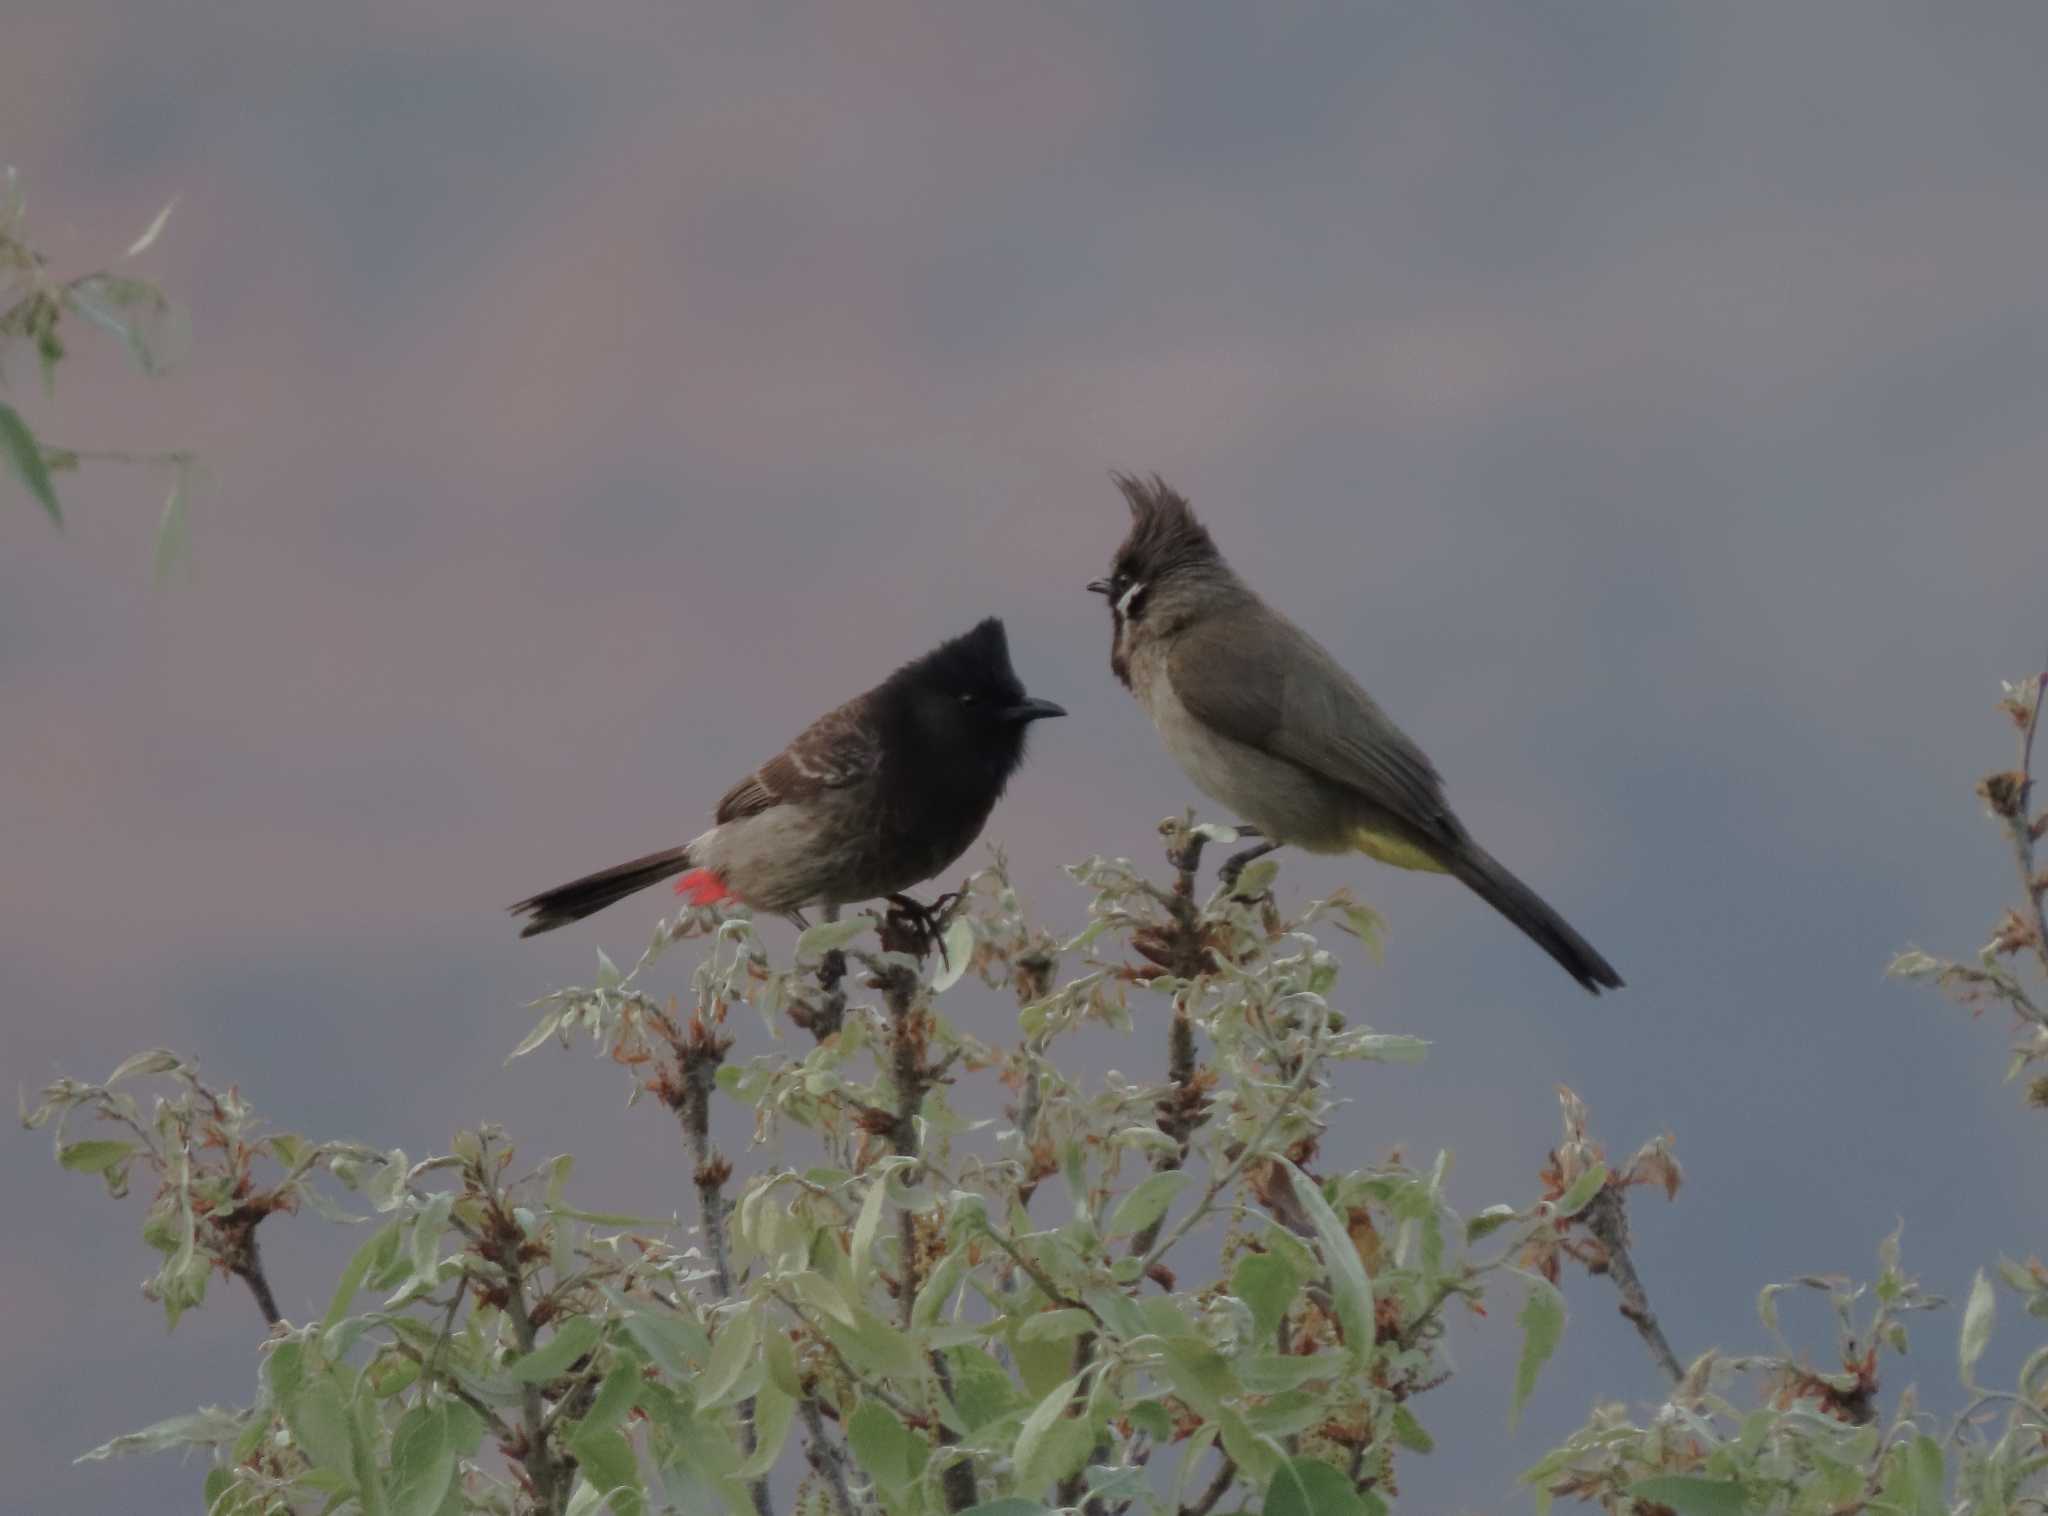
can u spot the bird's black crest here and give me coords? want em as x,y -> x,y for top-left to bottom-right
1110,473 -> 1221,581
891,616 -> 1025,702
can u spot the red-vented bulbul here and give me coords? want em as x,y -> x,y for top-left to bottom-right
512,618 -> 1065,937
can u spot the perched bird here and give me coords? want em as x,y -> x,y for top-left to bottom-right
512,618 -> 1064,938
1090,475 -> 1622,994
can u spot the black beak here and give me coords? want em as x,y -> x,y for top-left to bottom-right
1086,579 -> 1111,596
1003,697 -> 1067,724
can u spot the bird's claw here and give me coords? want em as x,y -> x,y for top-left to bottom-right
882,890 -> 965,965
1218,840 -> 1281,895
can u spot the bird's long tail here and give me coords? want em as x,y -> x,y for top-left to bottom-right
511,846 -> 696,937
1447,843 -> 1623,995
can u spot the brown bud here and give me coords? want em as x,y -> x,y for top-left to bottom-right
1979,770 -> 2029,819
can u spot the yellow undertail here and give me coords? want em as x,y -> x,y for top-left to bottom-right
1351,825 -> 1451,874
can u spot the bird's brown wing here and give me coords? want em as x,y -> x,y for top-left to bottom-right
715,695 -> 884,822
1168,607 -> 1459,845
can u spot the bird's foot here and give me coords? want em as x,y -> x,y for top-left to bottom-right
1218,840 -> 1280,895
881,891 -> 965,965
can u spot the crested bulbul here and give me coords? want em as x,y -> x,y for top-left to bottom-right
512,618 -> 1065,937
1090,475 -> 1622,994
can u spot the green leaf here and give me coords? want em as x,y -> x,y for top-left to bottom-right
1355,1033 -> 1428,1063
1107,1169 -> 1192,1239
68,274 -> 187,374
849,1174 -> 890,1291
1231,1250 -> 1300,1344
567,1426 -> 643,1516
1275,1160 -> 1375,1361
1511,1278 -> 1566,1428
932,916 -> 977,992
1263,1456 -> 1368,1516
0,402 -> 60,526
75,1406 -> 247,1462
1389,1403 -> 1433,1453
945,1346 -> 1027,1432
578,1360 -> 645,1440
846,1398 -> 923,1493
1626,1476 -> 1749,1516
397,1191 -> 454,1301
1961,1268 -> 1996,1387
1123,1400 -> 1174,1442
387,1403 -> 457,1516
1016,1307 -> 1094,1344
695,1310 -> 758,1409
1553,1163 -> 1608,1220
1235,857 -> 1281,897
736,1380 -> 794,1479
763,1327 -> 804,1399
796,917 -> 868,962
912,1245 -> 968,1327
1333,901 -> 1384,959
507,1009 -> 564,1062
959,1502 -> 1054,1516
620,1309 -> 709,1380
154,461 -> 192,584
126,196 -> 179,258
350,1388 -> 390,1516
1011,1372 -> 1083,1494
58,1139 -> 135,1174
1159,1337 -> 1237,1420
324,1223 -> 401,1336
508,1316 -> 602,1385
283,1372 -> 355,1475
1466,1204 -> 1519,1243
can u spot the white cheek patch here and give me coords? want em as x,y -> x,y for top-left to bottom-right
1115,580 -> 1147,620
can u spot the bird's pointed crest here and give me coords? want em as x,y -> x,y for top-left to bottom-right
892,616 -> 1025,702
1109,473 -> 1222,580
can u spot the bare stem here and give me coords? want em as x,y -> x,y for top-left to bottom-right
2007,674 -> 2048,982
484,1204 -> 573,1516
219,1206 -> 282,1328
1179,1455 -> 1238,1516
1140,1057 -> 1322,1279
871,961 -> 980,1512
798,1396 -> 860,1516
667,1015 -> 773,1516
1581,1185 -> 1684,1386
1130,821 -> 1221,1257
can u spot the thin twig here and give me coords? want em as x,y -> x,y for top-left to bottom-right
1130,820 -> 1221,1257
2007,672 -> 2048,981
874,961 -> 981,1512
222,1212 -> 282,1328
772,1292 -> 922,1421
1139,1057 -> 1322,1279
667,1014 -> 773,1516
1581,1185 -> 1684,1386
979,1226 -> 1094,1315
487,1204 -> 574,1516
798,1396 -> 861,1516
1179,1455 -> 1238,1516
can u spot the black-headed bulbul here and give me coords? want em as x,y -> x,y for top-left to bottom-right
1090,475 -> 1622,994
512,618 -> 1064,937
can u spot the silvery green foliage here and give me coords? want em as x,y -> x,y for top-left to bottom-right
1526,675 -> 2048,1516
30,821 -> 1595,1515
0,165 -> 197,575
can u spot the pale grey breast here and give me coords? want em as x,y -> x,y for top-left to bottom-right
1131,642 -> 1353,852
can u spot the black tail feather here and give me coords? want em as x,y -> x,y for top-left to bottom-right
511,846 -> 693,938
1449,844 -> 1623,995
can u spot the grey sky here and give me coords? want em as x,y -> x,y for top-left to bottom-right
7,3 -> 2048,1510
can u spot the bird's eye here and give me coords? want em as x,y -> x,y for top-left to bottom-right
956,691 -> 977,705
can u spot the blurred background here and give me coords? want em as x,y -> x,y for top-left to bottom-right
7,2 -> 2048,1510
